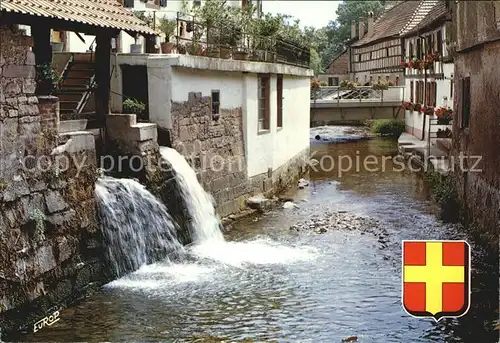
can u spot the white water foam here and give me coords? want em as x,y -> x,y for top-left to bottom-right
190,238 -> 318,267
160,147 -> 224,243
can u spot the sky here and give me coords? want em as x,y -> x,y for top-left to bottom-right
262,0 -> 340,29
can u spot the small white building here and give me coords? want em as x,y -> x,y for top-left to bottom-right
109,54 -> 312,216
401,2 -> 453,141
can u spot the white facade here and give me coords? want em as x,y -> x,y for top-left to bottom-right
110,54 -> 311,178
402,23 -> 453,141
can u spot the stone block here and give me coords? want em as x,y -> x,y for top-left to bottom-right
28,192 -> 45,212
2,65 -> 35,78
57,237 -> 75,262
4,80 -> 22,95
26,51 -> 35,66
47,209 -> 75,227
27,96 -> 38,104
34,245 -> 57,276
129,123 -> 157,142
3,175 -> 30,202
8,109 -> 18,118
45,190 -> 69,213
22,79 -> 37,94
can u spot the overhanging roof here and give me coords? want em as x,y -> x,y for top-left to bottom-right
0,0 -> 157,36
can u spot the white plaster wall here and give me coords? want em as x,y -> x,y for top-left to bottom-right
273,76 -> 310,170
170,68 -> 243,107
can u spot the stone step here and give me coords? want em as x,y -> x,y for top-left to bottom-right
70,61 -> 95,70
66,69 -> 94,78
59,119 -> 88,134
62,77 -> 90,87
60,100 -> 80,110
130,122 -> 157,142
55,93 -> 83,102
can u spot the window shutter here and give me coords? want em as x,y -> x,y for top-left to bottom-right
462,77 -> 471,128
160,0 -> 167,6
124,0 -> 134,7
437,30 -> 443,55
410,81 -> 414,102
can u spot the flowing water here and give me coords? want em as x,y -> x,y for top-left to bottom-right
19,135 -> 498,343
95,177 -> 183,277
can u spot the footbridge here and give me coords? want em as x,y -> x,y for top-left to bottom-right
310,86 -> 405,125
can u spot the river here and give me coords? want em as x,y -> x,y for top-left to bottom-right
18,129 -> 499,343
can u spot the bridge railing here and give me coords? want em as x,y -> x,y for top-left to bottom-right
311,86 -> 404,104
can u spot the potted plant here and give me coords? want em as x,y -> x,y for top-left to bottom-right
413,103 -> 422,112
436,128 -> 452,138
372,82 -> 389,91
423,106 -> 434,116
310,79 -> 321,91
159,18 -> 177,54
123,98 -> 146,120
36,63 -> 61,95
339,80 -> 357,90
435,106 -> 453,124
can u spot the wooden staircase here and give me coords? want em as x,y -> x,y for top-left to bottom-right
55,54 -> 95,120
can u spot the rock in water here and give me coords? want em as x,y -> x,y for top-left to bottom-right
298,178 -> 309,189
342,336 -> 358,343
246,194 -> 271,211
282,201 -> 297,209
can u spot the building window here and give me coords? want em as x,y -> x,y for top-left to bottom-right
461,76 -> 471,128
124,0 -> 134,7
258,74 -> 270,131
409,42 -> 414,58
211,90 -> 220,120
410,81 -> 414,102
450,74 -> 454,98
277,74 -> 283,128
193,0 -> 201,6
159,0 -> 167,6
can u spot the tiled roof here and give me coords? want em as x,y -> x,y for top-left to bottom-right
327,50 -> 349,75
352,0 -> 437,47
0,0 -> 157,35
403,1 -> 449,36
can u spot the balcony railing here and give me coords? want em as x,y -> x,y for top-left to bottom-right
311,86 -> 404,104
174,12 -> 310,68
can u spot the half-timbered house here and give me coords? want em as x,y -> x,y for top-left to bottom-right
401,1 -> 452,140
349,0 -> 438,85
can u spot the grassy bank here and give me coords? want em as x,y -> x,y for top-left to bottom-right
370,119 -> 405,137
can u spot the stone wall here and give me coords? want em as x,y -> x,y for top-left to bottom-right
451,2 -> 500,239
0,26 -> 103,337
170,92 -> 308,218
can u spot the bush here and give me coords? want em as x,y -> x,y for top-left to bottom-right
371,119 -> 405,137
424,171 -> 460,222
123,98 -> 146,115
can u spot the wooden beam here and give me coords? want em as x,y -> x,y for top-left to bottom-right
95,32 -> 112,137
32,23 -> 52,66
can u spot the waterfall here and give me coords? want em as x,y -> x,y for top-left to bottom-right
95,177 -> 184,277
159,147 -> 225,244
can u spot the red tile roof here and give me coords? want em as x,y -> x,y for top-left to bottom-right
326,50 -> 349,75
352,0 -> 424,47
0,0 -> 157,35
403,1 -> 449,36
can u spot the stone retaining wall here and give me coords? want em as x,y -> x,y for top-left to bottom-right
0,26 -> 103,337
170,92 -> 309,218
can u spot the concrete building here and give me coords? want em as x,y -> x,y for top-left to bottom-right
349,0 -> 439,85
449,0 -> 500,237
402,1 -> 453,141
110,54 -> 312,217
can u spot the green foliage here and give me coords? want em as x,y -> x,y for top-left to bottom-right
424,171 -> 457,206
133,11 -> 154,27
309,48 -> 323,75
159,18 -> 177,42
123,98 -> 146,115
29,208 -> 46,242
371,119 -> 405,137
36,63 -> 60,95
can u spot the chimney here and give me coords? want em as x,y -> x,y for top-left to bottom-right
359,19 -> 365,40
351,20 -> 357,39
367,12 -> 374,37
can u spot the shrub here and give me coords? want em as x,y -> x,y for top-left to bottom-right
424,171 -> 459,222
123,98 -> 146,115
371,119 -> 405,137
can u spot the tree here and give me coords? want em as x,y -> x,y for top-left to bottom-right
309,48 -> 323,75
